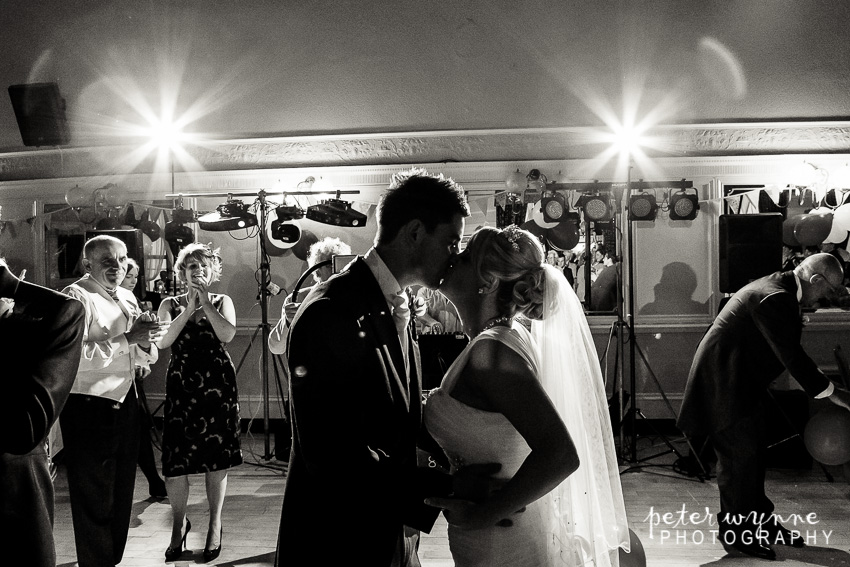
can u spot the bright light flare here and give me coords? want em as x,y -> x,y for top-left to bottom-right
565,77 -> 682,181
144,118 -> 187,151
610,124 -> 648,159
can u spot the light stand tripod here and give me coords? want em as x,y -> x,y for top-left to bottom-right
609,174 -> 710,479
166,189 -> 278,458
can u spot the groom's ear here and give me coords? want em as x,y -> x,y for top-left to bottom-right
403,219 -> 427,245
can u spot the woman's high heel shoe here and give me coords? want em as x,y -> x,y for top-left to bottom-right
164,517 -> 191,561
203,526 -> 223,562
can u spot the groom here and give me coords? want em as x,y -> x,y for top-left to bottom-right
275,169 -> 470,566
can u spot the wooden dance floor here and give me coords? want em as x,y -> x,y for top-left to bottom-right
51,433 -> 850,566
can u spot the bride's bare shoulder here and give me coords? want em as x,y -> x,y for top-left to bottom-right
466,337 -> 533,378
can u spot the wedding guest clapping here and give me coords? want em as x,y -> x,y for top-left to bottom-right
157,243 -> 242,562
60,235 -> 165,567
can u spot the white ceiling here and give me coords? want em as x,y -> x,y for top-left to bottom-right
1,0 -> 849,151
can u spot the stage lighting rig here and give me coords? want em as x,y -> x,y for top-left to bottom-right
172,207 -> 196,224
306,197 -> 367,227
274,204 -> 305,221
198,199 -> 258,232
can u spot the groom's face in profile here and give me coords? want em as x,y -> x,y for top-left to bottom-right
417,213 -> 465,289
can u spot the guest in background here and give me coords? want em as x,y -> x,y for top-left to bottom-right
561,250 -> 576,288
590,254 -> 619,312
678,253 -> 850,559
0,258 -> 85,567
157,243 -> 242,562
268,237 -> 352,355
60,235 -> 165,567
412,286 -> 463,334
268,237 -> 351,464
590,245 -> 607,282
120,258 -> 168,499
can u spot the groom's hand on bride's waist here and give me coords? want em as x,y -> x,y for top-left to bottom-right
422,495 -> 523,530
424,463 -> 524,529
446,462 -> 502,502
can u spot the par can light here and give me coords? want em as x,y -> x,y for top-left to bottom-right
669,190 -> 699,220
629,193 -> 658,221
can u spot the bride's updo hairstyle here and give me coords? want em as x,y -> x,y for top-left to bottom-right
469,225 -> 547,320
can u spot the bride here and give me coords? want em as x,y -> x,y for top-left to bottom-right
423,225 -> 629,567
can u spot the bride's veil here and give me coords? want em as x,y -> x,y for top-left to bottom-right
533,264 -> 630,566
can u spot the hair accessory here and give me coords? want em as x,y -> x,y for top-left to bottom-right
501,225 -> 522,252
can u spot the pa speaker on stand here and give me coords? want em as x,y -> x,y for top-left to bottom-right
718,213 -> 783,294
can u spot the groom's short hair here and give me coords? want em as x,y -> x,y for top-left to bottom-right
375,168 -> 469,245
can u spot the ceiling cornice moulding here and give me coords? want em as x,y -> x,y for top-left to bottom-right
1,121 -> 849,182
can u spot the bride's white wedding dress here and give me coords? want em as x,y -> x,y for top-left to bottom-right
423,265 -> 629,567
424,325 -> 551,567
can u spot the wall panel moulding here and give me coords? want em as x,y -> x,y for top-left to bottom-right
0,122 -> 849,183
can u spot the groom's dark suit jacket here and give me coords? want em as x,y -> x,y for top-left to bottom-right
677,271 -> 831,436
276,258 -> 449,567
0,280 -> 85,567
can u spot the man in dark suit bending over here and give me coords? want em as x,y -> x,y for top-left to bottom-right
0,258 -> 85,567
678,253 -> 850,560
275,169 -> 470,566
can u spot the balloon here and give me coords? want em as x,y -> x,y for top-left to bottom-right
519,220 -> 548,245
833,204 -> 850,232
782,214 -> 805,247
794,212 -> 832,246
505,169 -> 526,191
76,207 -> 97,224
65,185 -> 92,208
803,407 -> 850,466
95,215 -> 122,230
103,183 -> 129,208
824,221 -> 848,244
531,200 -> 559,229
619,528 -> 647,567
292,229 -> 318,261
548,220 -> 580,251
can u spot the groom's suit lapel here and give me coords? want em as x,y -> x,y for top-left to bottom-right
348,259 -> 412,410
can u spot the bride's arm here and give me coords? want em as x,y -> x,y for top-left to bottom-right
427,339 -> 579,529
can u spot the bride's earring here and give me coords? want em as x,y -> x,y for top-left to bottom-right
478,287 -> 485,295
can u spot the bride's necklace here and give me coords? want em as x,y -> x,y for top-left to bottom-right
481,315 -> 513,332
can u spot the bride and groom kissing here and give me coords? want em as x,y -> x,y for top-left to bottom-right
275,169 -> 629,567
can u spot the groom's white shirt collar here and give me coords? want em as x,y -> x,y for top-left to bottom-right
363,247 -> 408,310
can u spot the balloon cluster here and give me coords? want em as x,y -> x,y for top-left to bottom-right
783,206 -> 850,247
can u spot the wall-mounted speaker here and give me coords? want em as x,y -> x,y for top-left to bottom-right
7,82 -> 70,147
719,213 -> 783,293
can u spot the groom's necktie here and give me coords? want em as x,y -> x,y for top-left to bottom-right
389,290 -> 411,376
